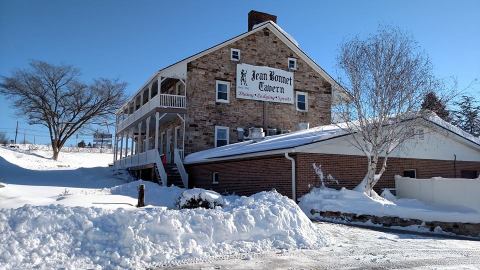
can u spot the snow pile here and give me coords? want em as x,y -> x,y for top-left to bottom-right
0,191 -> 327,269
177,188 -> 224,209
109,180 -> 184,209
299,187 -> 480,223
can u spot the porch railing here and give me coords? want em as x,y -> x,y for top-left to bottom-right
114,149 -> 167,186
117,93 -> 186,132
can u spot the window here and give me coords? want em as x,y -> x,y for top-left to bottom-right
403,169 -> 416,178
212,172 -> 219,184
461,170 -> 478,179
231,49 -> 240,61
215,80 -> 230,103
215,126 -> 229,147
417,129 -> 424,140
296,91 -> 308,111
288,58 -> 297,70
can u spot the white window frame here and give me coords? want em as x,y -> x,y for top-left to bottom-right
214,126 -> 229,147
215,80 -> 230,103
403,169 -> 417,178
296,91 -> 308,112
288,57 -> 297,70
231,48 -> 240,61
212,172 -> 219,184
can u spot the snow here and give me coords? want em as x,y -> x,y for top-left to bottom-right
178,188 -> 225,208
184,123 -> 345,164
0,146 -> 327,269
0,191 -> 326,269
298,187 -> 480,223
164,222 -> 480,269
185,113 -> 480,164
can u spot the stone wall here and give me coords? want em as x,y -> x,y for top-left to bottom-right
185,27 -> 332,154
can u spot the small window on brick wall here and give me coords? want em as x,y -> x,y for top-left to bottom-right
215,126 -> 229,147
231,49 -> 240,61
461,170 -> 478,179
215,80 -> 230,103
403,169 -> 416,178
288,58 -> 297,70
212,172 -> 219,184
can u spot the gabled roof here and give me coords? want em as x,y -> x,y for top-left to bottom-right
120,21 -> 349,112
184,114 -> 480,164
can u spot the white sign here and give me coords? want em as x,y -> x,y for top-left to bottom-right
236,63 -> 294,104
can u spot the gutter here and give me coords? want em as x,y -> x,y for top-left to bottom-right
284,152 -> 296,202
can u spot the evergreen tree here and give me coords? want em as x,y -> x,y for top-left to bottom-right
451,95 -> 480,137
421,92 -> 451,121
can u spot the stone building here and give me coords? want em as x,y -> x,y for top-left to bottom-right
113,11 -> 347,187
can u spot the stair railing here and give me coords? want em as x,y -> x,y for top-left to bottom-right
151,149 -> 167,186
174,148 -> 188,188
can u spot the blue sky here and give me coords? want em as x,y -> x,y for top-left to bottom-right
1,0 -> 479,145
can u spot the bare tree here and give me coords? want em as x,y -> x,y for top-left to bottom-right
0,132 -> 8,145
0,60 -> 127,160
334,26 -> 438,196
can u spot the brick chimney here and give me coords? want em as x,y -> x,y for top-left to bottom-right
248,10 -> 277,31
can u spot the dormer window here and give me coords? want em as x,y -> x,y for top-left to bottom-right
288,58 -> 297,70
231,49 -> 240,61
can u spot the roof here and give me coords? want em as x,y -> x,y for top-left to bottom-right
117,21 -> 349,113
184,114 -> 480,164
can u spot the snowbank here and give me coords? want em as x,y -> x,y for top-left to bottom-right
109,180 -> 184,209
0,191 -> 327,269
299,187 -> 480,223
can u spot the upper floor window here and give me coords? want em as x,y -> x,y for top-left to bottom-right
175,82 -> 182,95
215,126 -> 229,147
288,58 -> 297,70
216,80 -> 230,103
296,91 -> 308,112
231,49 -> 240,61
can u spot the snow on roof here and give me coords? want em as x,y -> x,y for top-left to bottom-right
184,114 -> 480,164
184,124 -> 347,164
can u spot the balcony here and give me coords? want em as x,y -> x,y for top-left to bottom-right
117,93 -> 186,132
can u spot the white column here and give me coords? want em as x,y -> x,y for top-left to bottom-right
158,77 -> 161,94
145,116 -> 151,151
155,112 -> 159,150
137,122 -> 143,153
119,133 -> 124,159
148,84 -> 152,100
130,129 -> 134,156
141,91 -> 144,106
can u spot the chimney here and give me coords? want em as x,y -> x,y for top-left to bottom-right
248,10 -> 277,31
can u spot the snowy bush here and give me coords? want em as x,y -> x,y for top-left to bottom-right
176,188 -> 224,209
312,163 -> 338,188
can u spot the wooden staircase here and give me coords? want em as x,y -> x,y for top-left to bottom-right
165,164 -> 185,188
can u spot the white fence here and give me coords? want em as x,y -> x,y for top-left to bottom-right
395,175 -> 480,213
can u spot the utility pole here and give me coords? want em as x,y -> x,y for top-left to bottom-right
23,131 -> 26,145
14,121 -> 18,144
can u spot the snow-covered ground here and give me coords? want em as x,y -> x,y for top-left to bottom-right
0,147 -> 326,269
163,222 -> 480,270
299,187 -> 480,224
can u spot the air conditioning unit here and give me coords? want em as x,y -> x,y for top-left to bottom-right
266,128 -> 277,136
248,127 -> 265,142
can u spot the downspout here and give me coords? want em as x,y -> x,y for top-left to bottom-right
284,152 -> 296,202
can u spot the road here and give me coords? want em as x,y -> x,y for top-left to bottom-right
161,222 -> 480,270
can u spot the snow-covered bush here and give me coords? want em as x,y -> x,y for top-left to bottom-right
177,188 -> 224,209
312,163 -> 338,188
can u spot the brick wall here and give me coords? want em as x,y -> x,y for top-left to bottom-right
187,153 -> 480,200
184,27 -> 332,155
187,155 -> 293,197
297,153 -> 480,197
